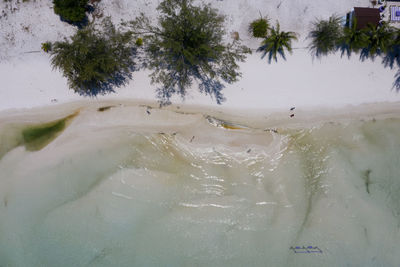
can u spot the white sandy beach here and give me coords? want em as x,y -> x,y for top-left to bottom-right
0,0 -> 399,112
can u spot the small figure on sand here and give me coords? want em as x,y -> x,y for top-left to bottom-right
290,107 -> 295,117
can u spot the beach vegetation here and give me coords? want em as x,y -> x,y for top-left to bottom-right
360,23 -> 395,61
308,16 -> 342,58
53,0 -> 89,25
249,16 -> 269,38
135,37 -> 143,46
41,42 -> 52,53
256,22 -> 297,63
128,0 -> 251,105
338,18 -> 367,58
309,14 -> 400,91
49,18 -> 136,96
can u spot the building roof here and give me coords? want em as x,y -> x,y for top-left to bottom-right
353,7 -> 380,29
391,6 -> 400,22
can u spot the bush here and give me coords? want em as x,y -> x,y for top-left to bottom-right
53,0 -> 89,24
49,18 -> 136,96
308,16 -> 342,58
249,17 -> 269,38
41,42 -> 52,53
129,0 -> 250,105
135,37 -> 143,46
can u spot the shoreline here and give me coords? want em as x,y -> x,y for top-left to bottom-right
1,99 -> 400,131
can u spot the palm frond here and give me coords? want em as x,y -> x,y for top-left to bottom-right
257,22 -> 297,63
361,23 -> 395,61
308,16 -> 342,58
338,18 -> 367,58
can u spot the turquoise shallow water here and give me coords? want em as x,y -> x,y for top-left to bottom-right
0,104 -> 399,266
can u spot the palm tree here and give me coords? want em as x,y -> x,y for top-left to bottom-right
308,16 -> 342,58
256,22 -> 297,63
360,22 -> 395,61
338,18 -> 367,58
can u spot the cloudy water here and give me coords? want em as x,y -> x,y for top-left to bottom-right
0,104 -> 399,266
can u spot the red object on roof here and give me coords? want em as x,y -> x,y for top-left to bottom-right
353,7 -> 381,29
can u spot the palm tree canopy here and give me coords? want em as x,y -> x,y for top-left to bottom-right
256,23 -> 297,63
361,22 -> 395,60
308,16 -> 342,58
338,18 -> 368,58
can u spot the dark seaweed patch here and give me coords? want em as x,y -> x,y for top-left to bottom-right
22,112 -> 77,151
98,106 -> 115,112
362,169 -> 372,194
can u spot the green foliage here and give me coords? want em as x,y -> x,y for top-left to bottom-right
310,17 -> 395,61
128,0 -> 250,105
50,18 -> 136,96
257,22 -> 297,63
41,42 -> 52,53
135,37 -> 143,46
360,23 -> 395,60
53,0 -> 89,23
308,14 -> 400,91
249,17 -> 269,38
338,18 -> 367,58
308,16 -> 342,58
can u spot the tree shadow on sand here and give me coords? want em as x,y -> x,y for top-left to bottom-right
57,4 -> 95,29
154,72 -> 226,107
59,15 -> 89,29
75,55 -> 138,97
381,46 -> 400,92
